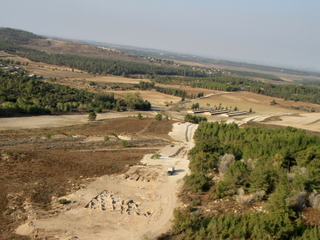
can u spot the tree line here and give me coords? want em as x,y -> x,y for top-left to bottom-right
149,74 -> 320,105
0,71 -> 151,116
0,41 -> 208,77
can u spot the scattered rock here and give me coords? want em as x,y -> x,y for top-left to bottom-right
85,190 -> 151,217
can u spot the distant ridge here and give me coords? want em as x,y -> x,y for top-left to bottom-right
0,27 -> 319,78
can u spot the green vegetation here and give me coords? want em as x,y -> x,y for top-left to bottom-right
104,135 -> 110,141
0,71 -> 151,116
224,69 -> 283,81
88,111 -> 97,121
155,113 -> 163,121
167,122 -> 320,239
58,198 -> 68,204
151,153 -> 161,159
45,133 -> 51,139
2,27 -> 320,107
153,75 -> 320,104
270,99 -> 278,105
137,112 -> 143,120
119,139 -> 128,148
184,114 -> 207,124
134,81 -> 155,90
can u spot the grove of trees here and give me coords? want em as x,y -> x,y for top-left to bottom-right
0,71 -> 151,116
167,122 -> 320,239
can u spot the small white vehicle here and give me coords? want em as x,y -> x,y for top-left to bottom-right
167,166 -> 175,175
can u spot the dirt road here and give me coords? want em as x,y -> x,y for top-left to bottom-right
16,122 -> 198,240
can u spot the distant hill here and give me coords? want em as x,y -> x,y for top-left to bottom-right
106,44 -> 320,78
0,27 -> 155,65
1,27 -> 319,80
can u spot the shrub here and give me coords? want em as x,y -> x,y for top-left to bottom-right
120,139 -> 128,148
151,153 -> 160,159
155,113 -> 162,121
104,135 -> 110,141
88,111 -> 97,121
112,133 -> 120,140
270,99 -> 277,105
58,198 -> 68,204
45,133 -> 51,139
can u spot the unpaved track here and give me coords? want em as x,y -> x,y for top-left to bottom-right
16,122 -> 198,240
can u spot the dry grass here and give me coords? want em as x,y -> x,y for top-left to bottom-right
0,117 -> 174,239
189,91 -> 320,115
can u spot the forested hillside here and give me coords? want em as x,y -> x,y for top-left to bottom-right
164,122 -> 320,239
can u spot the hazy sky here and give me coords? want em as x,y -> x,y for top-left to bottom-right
1,0 -> 319,70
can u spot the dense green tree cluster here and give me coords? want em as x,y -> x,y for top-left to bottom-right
239,82 -> 320,104
0,71 -> 93,115
225,69 -> 283,81
0,27 -> 45,45
168,122 -> 320,239
10,48 -> 207,77
123,92 -> 151,110
154,86 -> 188,99
184,114 -> 207,124
171,208 -> 301,240
190,80 -> 241,91
133,81 -> 155,90
0,71 -> 151,116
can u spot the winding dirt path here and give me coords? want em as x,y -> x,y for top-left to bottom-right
15,122 -> 198,240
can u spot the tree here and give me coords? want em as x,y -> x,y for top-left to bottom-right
155,113 -> 162,121
88,111 -> 96,121
270,99 -> 277,105
215,161 -> 249,198
137,112 -> 143,120
249,164 -> 277,193
192,102 -> 200,109
266,174 -> 294,215
184,114 -> 207,124
184,172 -> 211,193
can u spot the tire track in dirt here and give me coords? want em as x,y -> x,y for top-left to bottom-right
15,122 -> 198,240
135,122 -> 198,240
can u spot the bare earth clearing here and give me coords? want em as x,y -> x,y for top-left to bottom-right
14,122 -> 198,240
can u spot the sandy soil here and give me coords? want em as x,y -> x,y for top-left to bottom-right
190,91 -> 320,115
0,112 -> 157,131
263,113 -> 320,132
15,122 -> 198,240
